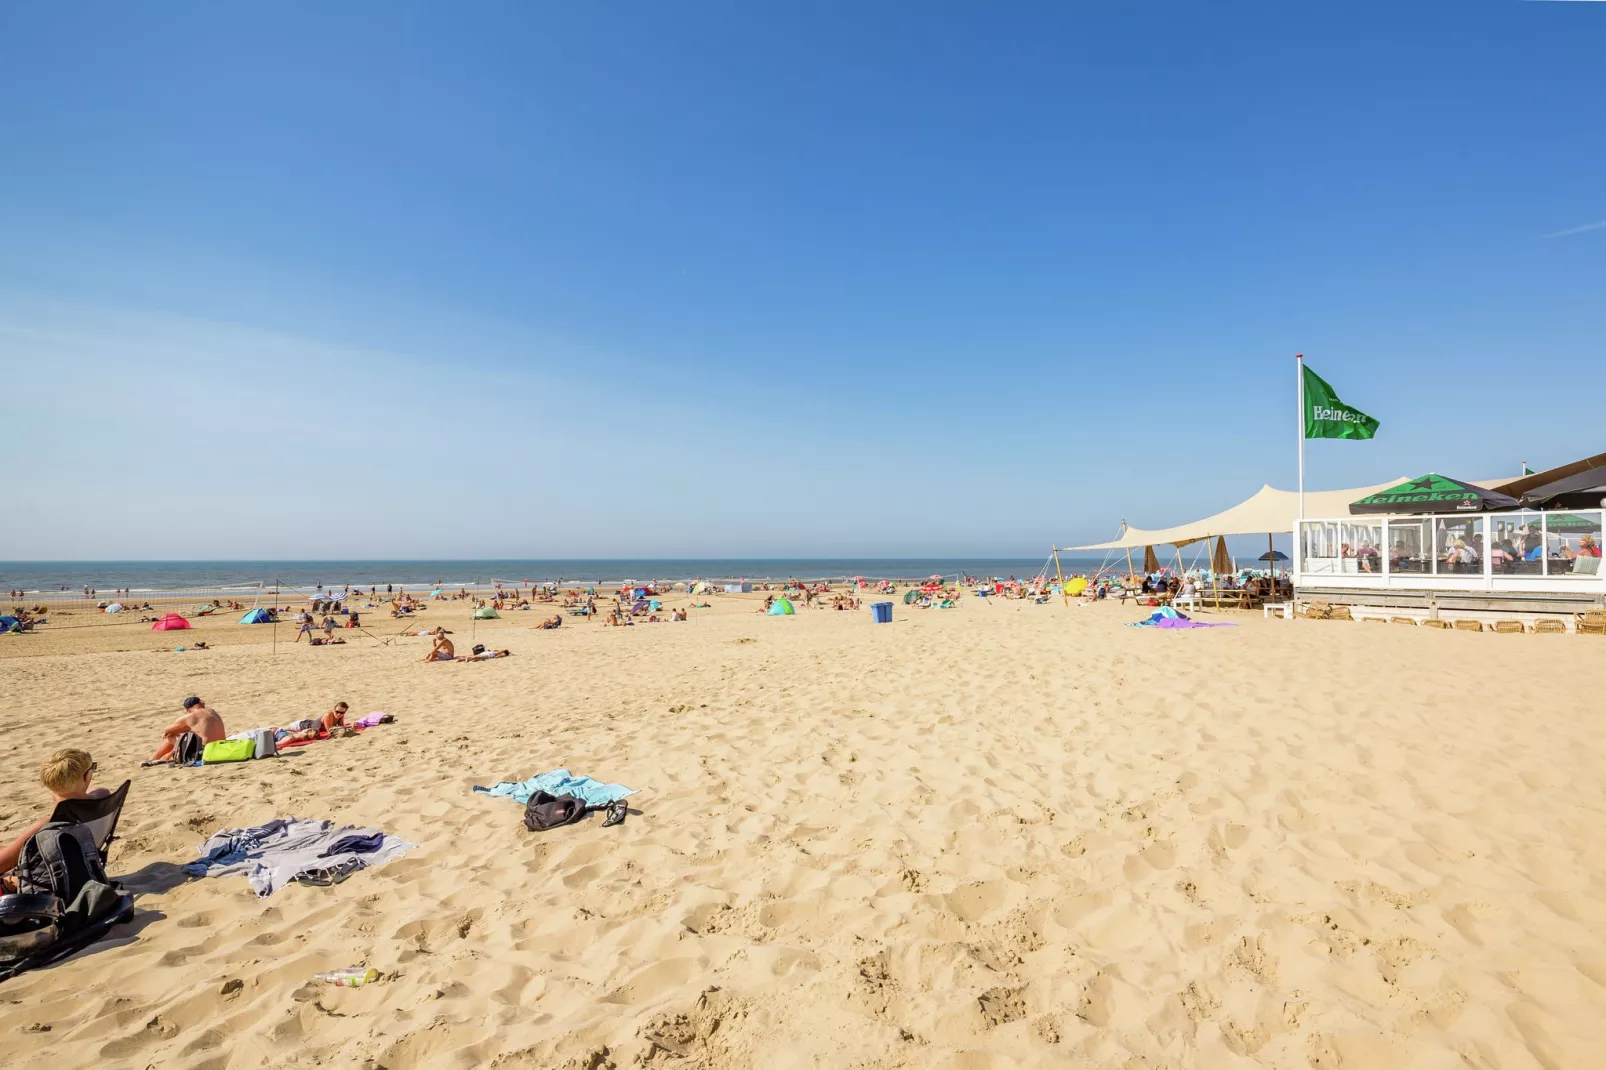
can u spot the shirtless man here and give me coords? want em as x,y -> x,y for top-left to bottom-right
150,697 -> 227,761
422,631 -> 455,662
1,749 -> 111,891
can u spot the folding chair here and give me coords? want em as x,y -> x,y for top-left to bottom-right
49,779 -> 131,863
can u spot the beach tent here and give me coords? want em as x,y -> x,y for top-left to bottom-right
239,608 -> 272,624
0,616 -> 19,633
766,597 -> 794,616
724,582 -> 751,594
151,613 -> 190,631
1350,474 -> 1519,515
105,602 -> 123,614
472,607 -> 500,619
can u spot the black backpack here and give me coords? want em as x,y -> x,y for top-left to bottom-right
172,731 -> 204,765
14,823 -> 110,903
523,791 -> 588,832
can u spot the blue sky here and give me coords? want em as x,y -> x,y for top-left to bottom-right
1,2 -> 1601,559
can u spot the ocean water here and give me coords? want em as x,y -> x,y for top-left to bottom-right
0,558 -> 1108,595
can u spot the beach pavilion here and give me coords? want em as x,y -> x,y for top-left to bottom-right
1064,452 -> 1606,615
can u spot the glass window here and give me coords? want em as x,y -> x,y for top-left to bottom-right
1489,511 -> 1545,576
1389,518 -> 1432,574
1434,517 -> 1485,575
1542,510 -> 1604,577
1299,521 -> 1340,574
1339,521 -> 1383,574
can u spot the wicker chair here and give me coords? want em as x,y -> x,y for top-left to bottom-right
1421,618 -> 1450,629
1452,619 -> 1483,632
1533,618 -> 1568,634
1491,620 -> 1525,634
1301,600 -> 1331,620
1390,616 -> 1418,626
1328,604 -> 1353,621
1577,611 -> 1606,636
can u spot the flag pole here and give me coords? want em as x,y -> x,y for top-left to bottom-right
1296,353 -> 1305,522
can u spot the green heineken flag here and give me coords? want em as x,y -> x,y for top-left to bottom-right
1302,364 -> 1379,440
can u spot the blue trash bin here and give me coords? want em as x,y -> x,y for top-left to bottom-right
870,601 -> 893,624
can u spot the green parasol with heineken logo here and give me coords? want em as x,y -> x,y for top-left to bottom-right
1350,474 -> 1519,515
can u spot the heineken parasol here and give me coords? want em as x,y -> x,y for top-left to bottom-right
1350,474 -> 1519,515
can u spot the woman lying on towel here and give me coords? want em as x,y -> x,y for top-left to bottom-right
457,646 -> 512,661
276,702 -> 348,744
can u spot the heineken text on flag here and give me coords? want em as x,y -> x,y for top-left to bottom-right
1302,365 -> 1379,440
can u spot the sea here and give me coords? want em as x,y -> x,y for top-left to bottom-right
0,558 -> 1110,596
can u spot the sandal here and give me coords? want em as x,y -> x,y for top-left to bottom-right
601,799 -> 628,828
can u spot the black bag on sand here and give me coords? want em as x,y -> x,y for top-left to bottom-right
173,731 -> 204,765
523,791 -> 588,832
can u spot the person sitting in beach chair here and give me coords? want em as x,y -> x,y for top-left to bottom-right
149,697 -> 227,762
1,750 -> 116,893
538,614 -> 562,629
421,631 -> 456,661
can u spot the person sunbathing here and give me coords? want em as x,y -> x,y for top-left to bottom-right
0,749 -> 112,892
458,647 -> 512,661
150,697 -> 227,761
538,615 -> 562,629
421,632 -> 456,661
276,702 -> 349,744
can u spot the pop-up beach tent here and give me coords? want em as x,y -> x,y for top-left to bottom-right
472,606 -> 499,619
766,597 -> 794,616
239,608 -> 272,624
151,613 -> 190,631
105,603 -> 123,614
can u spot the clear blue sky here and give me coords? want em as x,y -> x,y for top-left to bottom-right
2,2 -> 1601,560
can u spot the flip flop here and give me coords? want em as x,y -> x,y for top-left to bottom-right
601,800 -> 628,828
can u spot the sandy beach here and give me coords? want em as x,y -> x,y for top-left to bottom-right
2,594 -> 1604,1069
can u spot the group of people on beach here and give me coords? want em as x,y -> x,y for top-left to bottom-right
1,697 -> 356,893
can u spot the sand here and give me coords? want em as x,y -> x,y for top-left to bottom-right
2,593 -> 1605,1069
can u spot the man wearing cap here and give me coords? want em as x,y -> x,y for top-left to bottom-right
150,696 -> 228,762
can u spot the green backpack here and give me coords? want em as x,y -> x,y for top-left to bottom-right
202,738 -> 256,764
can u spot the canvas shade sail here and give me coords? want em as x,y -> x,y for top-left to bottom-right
1065,480 -> 1403,551
1350,474 -> 1518,515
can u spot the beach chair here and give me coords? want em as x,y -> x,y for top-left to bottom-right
1328,605 -> 1352,621
1389,616 -> 1417,626
1421,618 -> 1449,629
1491,620 -> 1525,634
1576,611 -> 1606,636
1533,618 -> 1567,634
1452,619 -> 1483,632
48,780 -> 131,862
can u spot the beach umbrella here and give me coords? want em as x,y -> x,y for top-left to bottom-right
1142,545 -> 1159,573
1541,513 -> 1600,533
1351,474 -> 1518,515
1257,550 -> 1289,562
1211,537 -> 1233,575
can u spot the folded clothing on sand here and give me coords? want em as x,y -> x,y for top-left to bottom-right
473,768 -> 636,808
183,818 -> 414,897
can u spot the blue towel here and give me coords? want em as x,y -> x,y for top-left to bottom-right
473,768 -> 637,808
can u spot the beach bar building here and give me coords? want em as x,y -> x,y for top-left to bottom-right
1065,452 -> 1606,617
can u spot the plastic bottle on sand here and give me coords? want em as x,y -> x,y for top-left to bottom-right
315,967 -> 381,987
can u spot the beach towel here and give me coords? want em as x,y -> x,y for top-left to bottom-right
183,817 -> 414,897
1128,607 -> 1234,629
473,769 -> 636,808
